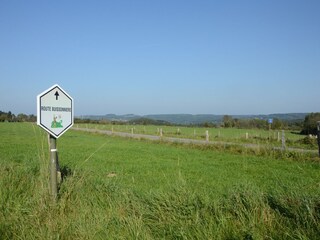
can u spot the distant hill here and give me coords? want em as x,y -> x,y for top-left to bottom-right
128,117 -> 171,126
79,113 -> 307,125
145,114 -> 222,125
81,114 -> 140,122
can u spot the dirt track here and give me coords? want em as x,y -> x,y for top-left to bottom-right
72,127 -> 318,155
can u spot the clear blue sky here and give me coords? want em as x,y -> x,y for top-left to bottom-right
1,0 -> 319,116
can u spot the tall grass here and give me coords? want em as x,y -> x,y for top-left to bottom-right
0,123 -> 319,239
1,169 -> 319,239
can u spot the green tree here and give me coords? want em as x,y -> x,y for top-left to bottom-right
17,113 -> 28,122
223,115 -> 233,128
301,112 -> 320,135
0,112 -> 6,122
28,114 -> 36,122
272,118 -> 283,130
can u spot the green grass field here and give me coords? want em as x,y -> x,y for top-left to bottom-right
1,122 -> 319,239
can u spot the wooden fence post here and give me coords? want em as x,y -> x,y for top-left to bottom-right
281,130 -> 286,150
317,121 -> 320,157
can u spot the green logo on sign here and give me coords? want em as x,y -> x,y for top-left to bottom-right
51,115 -> 63,128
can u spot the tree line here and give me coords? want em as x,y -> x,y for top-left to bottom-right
221,115 -> 292,130
200,115 -> 302,130
0,110 -> 36,122
2,110 -> 319,135
75,114 -> 319,135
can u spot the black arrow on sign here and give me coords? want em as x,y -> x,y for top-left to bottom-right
54,91 -> 59,100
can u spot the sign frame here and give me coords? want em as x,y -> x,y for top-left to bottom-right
37,84 -> 74,138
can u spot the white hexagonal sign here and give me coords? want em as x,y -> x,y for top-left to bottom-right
37,84 -> 74,138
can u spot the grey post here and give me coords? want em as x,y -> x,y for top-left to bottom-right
49,134 -> 58,200
206,130 -> 209,142
317,121 -> 320,157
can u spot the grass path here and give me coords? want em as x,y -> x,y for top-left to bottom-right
73,126 -> 318,155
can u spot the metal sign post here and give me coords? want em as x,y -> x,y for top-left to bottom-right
268,118 -> 273,130
268,118 -> 273,140
37,84 -> 73,200
49,135 -> 58,199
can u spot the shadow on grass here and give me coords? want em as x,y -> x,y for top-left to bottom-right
60,165 -> 73,181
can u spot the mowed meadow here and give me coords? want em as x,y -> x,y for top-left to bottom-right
1,123 -> 319,239
75,123 -> 318,150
